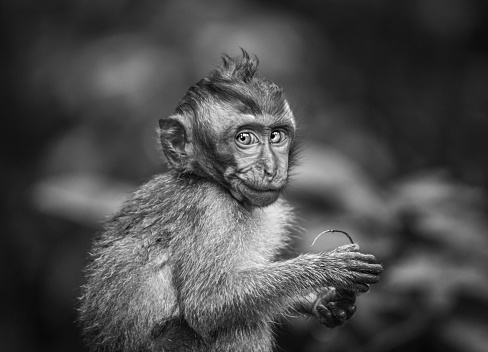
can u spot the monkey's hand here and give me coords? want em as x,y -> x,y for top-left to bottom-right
321,243 -> 383,294
309,287 -> 356,328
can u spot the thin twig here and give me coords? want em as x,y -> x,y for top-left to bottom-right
311,229 -> 354,247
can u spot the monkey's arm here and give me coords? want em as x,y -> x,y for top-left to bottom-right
176,243 -> 381,337
79,234 -> 174,352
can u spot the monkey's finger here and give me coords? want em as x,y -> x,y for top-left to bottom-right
333,252 -> 380,266
318,287 -> 337,303
354,283 -> 370,293
351,252 -> 382,264
319,301 -> 354,327
343,303 -> 356,319
315,304 -> 345,328
315,305 -> 335,327
353,262 -> 384,275
337,291 -> 356,303
332,244 -> 360,253
325,302 -> 349,325
356,272 -> 382,285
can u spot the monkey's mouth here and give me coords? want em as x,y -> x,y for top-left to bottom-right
234,182 -> 282,207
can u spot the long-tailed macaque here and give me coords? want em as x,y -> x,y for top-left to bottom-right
79,50 -> 383,352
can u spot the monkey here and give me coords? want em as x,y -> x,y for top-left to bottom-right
78,50 -> 383,352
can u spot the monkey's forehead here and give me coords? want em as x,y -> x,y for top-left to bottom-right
203,103 -> 295,132
235,113 -> 295,128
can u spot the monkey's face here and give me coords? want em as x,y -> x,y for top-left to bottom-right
159,55 -> 297,208
159,108 -> 295,209
221,113 -> 295,208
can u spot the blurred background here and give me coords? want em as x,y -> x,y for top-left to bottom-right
2,0 -> 488,351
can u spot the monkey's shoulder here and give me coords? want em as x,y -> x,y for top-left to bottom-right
101,173 -> 224,234
101,172 -> 294,247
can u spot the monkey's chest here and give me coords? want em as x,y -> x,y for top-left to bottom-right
231,213 -> 288,269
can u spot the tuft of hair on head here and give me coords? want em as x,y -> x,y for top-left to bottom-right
173,49 -> 262,117
217,48 -> 259,83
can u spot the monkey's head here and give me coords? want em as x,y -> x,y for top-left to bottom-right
159,50 -> 297,208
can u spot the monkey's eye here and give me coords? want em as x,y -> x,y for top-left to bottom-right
270,130 -> 287,144
236,132 -> 259,146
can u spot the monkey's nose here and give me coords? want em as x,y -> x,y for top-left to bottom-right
263,168 -> 276,182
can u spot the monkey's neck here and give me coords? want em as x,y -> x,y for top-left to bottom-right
169,170 -> 256,213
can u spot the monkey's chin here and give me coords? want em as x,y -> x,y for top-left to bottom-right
231,183 -> 281,207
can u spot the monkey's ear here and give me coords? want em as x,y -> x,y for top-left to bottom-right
159,115 -> 192,171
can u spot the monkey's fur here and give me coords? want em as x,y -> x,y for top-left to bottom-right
79,51 -> 383,352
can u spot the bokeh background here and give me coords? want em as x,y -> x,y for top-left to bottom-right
2,0 -> 488,351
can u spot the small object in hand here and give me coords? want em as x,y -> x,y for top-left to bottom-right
311,229 -> 354,247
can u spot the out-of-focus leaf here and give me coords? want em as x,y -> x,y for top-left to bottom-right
31,173 -> 134,226
441,317 -> 488,352
384,249 -> 488,311
392,171 -> 488,254
294,144 -> 393,222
